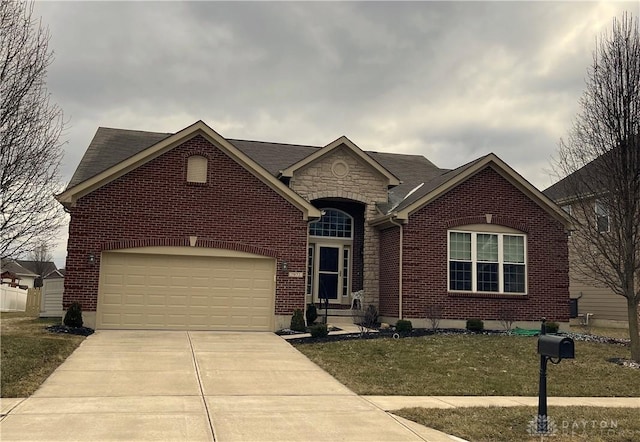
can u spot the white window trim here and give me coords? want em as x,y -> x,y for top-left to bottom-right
448,230 -> 528,295
309,208 -> 354,239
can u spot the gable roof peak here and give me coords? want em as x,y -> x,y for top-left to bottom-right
371,151 -> 571,228
279,135 -> 401,186
57,120 -> 321,220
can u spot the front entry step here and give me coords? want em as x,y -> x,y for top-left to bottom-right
315,308 -> 361,324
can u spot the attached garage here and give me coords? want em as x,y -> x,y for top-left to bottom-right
97,247 -> 276,331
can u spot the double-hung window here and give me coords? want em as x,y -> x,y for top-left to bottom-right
449,230 -> 526,294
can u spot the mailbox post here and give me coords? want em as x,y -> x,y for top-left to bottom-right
536,318 -> 575,435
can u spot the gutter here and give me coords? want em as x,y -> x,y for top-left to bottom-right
388,213 -> 404,320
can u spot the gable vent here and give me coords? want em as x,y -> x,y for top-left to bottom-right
187,155 -> 208,183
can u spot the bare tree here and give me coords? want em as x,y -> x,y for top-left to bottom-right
554,13 -> 640,361
1,0 -> 65,259
28,242 -> 53,274
26,244 -> 55,287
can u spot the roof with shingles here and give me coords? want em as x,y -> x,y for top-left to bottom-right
67,127 -> 172,188
228,139 -> 320,176
544,139 -> 640,202
15,260 -> 58,277
1,259 -> 38,277
65,126 -> 450,214
384,155 -> 487,213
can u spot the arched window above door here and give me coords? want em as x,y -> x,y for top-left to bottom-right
309,208 -> 353,238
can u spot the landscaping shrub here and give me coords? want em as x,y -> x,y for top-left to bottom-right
310,323 -> 328,338
364,304 -> 378,328
545,321 -> 560,334
498,308 -> 516,332
466,318 -> 484,333
396,319 -> 413,333
63,302 -> 83,328
425,305 -> 442,331
305,304 -> 318,325
290,309 -> 306,332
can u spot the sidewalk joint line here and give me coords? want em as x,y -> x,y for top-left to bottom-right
187,331 -> 216,442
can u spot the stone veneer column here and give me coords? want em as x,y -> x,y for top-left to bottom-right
288,146 -> 390,309
362,202 -> 380,307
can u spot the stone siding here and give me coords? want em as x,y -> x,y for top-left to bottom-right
290,145 -> 389,306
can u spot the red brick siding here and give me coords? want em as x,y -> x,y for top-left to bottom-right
379,226 -> 400,317
64,135 -> 308,314
401,166 -> 570,322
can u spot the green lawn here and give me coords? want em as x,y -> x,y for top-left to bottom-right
1,312 -> 85,397
294,334 -> 639,396
395,406 -> 640,442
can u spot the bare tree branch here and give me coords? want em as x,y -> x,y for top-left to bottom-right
1,0 -> 66,259
554,12 -> 640,361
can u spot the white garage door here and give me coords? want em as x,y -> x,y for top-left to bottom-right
97,248 -> 275,330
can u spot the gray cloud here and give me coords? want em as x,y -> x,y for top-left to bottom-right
30,0 -> 637,266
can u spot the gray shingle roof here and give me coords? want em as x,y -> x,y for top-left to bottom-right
67,127 -> 172,188
228,139 -> 320,176
65,126 -> 454,214
1,259 -> 38,277
543,142 -> 640,202
15,260 -> 58,277
385,155 -> 488,213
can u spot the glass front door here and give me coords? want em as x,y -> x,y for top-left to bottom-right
318,246 -> 339,300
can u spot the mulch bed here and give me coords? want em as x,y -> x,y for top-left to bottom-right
46,324 -> 95,336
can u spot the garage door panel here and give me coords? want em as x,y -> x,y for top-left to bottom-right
98,251 -> 275,330
190,296 -> 209,307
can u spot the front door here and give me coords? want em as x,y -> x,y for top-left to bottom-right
318,246 -> 340,300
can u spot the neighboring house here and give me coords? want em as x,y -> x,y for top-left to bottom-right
544,156 -> 634,329
14,260 -> 59,288
1,259 -> 38,289
57,121 -> 571,331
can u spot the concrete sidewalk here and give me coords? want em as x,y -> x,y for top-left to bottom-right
0,331 -> 458,442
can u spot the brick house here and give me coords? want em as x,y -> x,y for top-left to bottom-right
57,121 -> 571,330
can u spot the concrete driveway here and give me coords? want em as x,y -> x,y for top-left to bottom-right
0,331 -> 455,441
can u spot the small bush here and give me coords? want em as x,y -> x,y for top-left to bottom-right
290,309 -> 306,332
63,302 -> 83,328
305,304 -> 318,325
396,319 -> 413,333
498,308 -> 516,332
545,321 -> 560,334
425,305 -> 442,331
364,304 -> 378,328
466,318 -> 484,333
310,323 -> 328,338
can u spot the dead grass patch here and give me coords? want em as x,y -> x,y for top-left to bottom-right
294,334 -> 638,396
395,406 -> 640,442
1,312 -> 85,397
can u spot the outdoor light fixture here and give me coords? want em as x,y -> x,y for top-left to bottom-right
282,261 -> 288,271
87,254 -> 96,265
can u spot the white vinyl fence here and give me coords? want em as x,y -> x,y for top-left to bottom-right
1,285 -> 28,312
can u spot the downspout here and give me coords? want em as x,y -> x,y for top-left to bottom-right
388,214 -> 404,320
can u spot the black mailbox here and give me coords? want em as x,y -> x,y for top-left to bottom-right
537,335 -> 575,359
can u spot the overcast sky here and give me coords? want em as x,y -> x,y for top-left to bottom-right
32,1 -> 637,266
